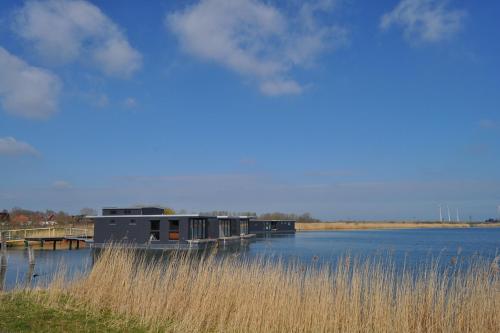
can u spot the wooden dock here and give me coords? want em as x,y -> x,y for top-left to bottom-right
0,227 -> 93,250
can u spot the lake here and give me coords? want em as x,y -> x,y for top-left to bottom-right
1,227 -> 499,290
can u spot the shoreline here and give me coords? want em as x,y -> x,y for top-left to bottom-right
296,221 -> 500,231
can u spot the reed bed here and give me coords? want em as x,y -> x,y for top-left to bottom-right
296,222 -> 476,231
20,248 -> 500,332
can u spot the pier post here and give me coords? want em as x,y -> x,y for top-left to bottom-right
25,246 -> 35,287
0,252 -> 6,291
69,239 -> 73,250
53,241 -> 56,251
76,240 -> 80,250
0,232 -> 6,252
28,246 -> 35,266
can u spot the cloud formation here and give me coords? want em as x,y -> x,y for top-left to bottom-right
380,0 -> 466,43
123,97 -> 137,109
0,47 -> 61,119
478,119 -> 499,130
52,180 -> 72,190
13,0 -> 142,78
0,137 -> 39,156
167,0 -> 346,95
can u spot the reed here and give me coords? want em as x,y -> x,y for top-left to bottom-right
296,222 -> 482,231
19,248 -> 500,332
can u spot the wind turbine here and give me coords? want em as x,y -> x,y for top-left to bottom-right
447,205 -> 451,222
439,205 -> 443,222
456,208 -> 460,222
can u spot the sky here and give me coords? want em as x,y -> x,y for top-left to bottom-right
0,0 -> 499,221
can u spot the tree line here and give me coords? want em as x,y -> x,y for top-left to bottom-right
0,207 -> 97,228
0,206 -> 320,228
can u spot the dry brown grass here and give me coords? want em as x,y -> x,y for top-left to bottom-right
296,222 -> 500,231
18,247 -> 500,332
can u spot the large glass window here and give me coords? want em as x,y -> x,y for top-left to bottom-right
219,219 -> 231,237
190,218 -> 207,239
240,219 -> 248,235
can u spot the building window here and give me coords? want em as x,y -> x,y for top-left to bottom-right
129,219 -> 136,225
124,209 -> 131,214
219,219 -> 231,237
240,219 -> 248,235
190,218 -> 207,239
150,220 -> 160,241
110,210 -> 117,215
169,220 -> 179,240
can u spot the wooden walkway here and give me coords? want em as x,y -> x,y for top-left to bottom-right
0,227 -> 93,250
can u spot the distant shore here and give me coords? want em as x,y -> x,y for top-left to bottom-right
296,221 -> 500,231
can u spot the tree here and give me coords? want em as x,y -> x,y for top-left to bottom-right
163,207 -> 176,215
80,208 -> 97,216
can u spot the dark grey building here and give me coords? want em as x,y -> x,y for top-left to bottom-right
92,208 -> 256,249
248,219 -> 296,234
216,216 -> 252,244
102,207 -> 164,216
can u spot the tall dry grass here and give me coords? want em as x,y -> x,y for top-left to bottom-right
296,222 -> 476,231
28,248 -> 500,332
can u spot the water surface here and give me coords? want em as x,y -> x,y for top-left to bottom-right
1,228 -> 499,290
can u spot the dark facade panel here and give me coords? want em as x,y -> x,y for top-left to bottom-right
94,215 -> 221,246
248,220 -> 296,234
102,207 -> 164,216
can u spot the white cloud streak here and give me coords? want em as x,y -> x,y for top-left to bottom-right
13,0 -> 142,78
52,180 -> 72,190
380,0 -> 466,43
0,137 -> 40,156
166,0 -> 346,95
0,47 -> 61,119
123,97 -> 137,109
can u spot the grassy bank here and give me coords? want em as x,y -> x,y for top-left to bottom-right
296,221 -> 500,231
7,247 -> 500,332
0,292 -> 147,332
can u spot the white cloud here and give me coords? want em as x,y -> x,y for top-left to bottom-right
52,180 -> 72,190
380,0 -> 466,43
13,0 -> 142,78
0,47 -> 61,119
478,119 -> 499,130
166,0 -> 346,95
0,137 -> 39,156
94,93 -> 109,108
123,97 -> 137,109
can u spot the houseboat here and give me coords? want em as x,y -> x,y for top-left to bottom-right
92,208 -> 255,250
248,219 -> 296,234
216,216 -> 253,244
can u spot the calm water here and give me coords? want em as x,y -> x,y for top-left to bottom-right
1,228 -> 499,290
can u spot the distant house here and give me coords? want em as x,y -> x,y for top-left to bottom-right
248,219 -> 296,234
91,208 -> 255,250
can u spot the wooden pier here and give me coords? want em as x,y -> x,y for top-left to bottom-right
0,228 -> 93,250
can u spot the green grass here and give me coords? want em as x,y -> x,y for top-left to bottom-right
0,292 -> 148,333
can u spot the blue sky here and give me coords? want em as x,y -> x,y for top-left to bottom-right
0,0 -> 499,220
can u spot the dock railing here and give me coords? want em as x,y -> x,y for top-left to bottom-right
0,227 -> 93,241
64,227 -> 93,238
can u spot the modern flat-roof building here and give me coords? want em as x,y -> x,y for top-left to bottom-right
248,219 -> 296,234
102,207 -> 165,216
92,208 -> 256,249
216,216 -> 253,244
